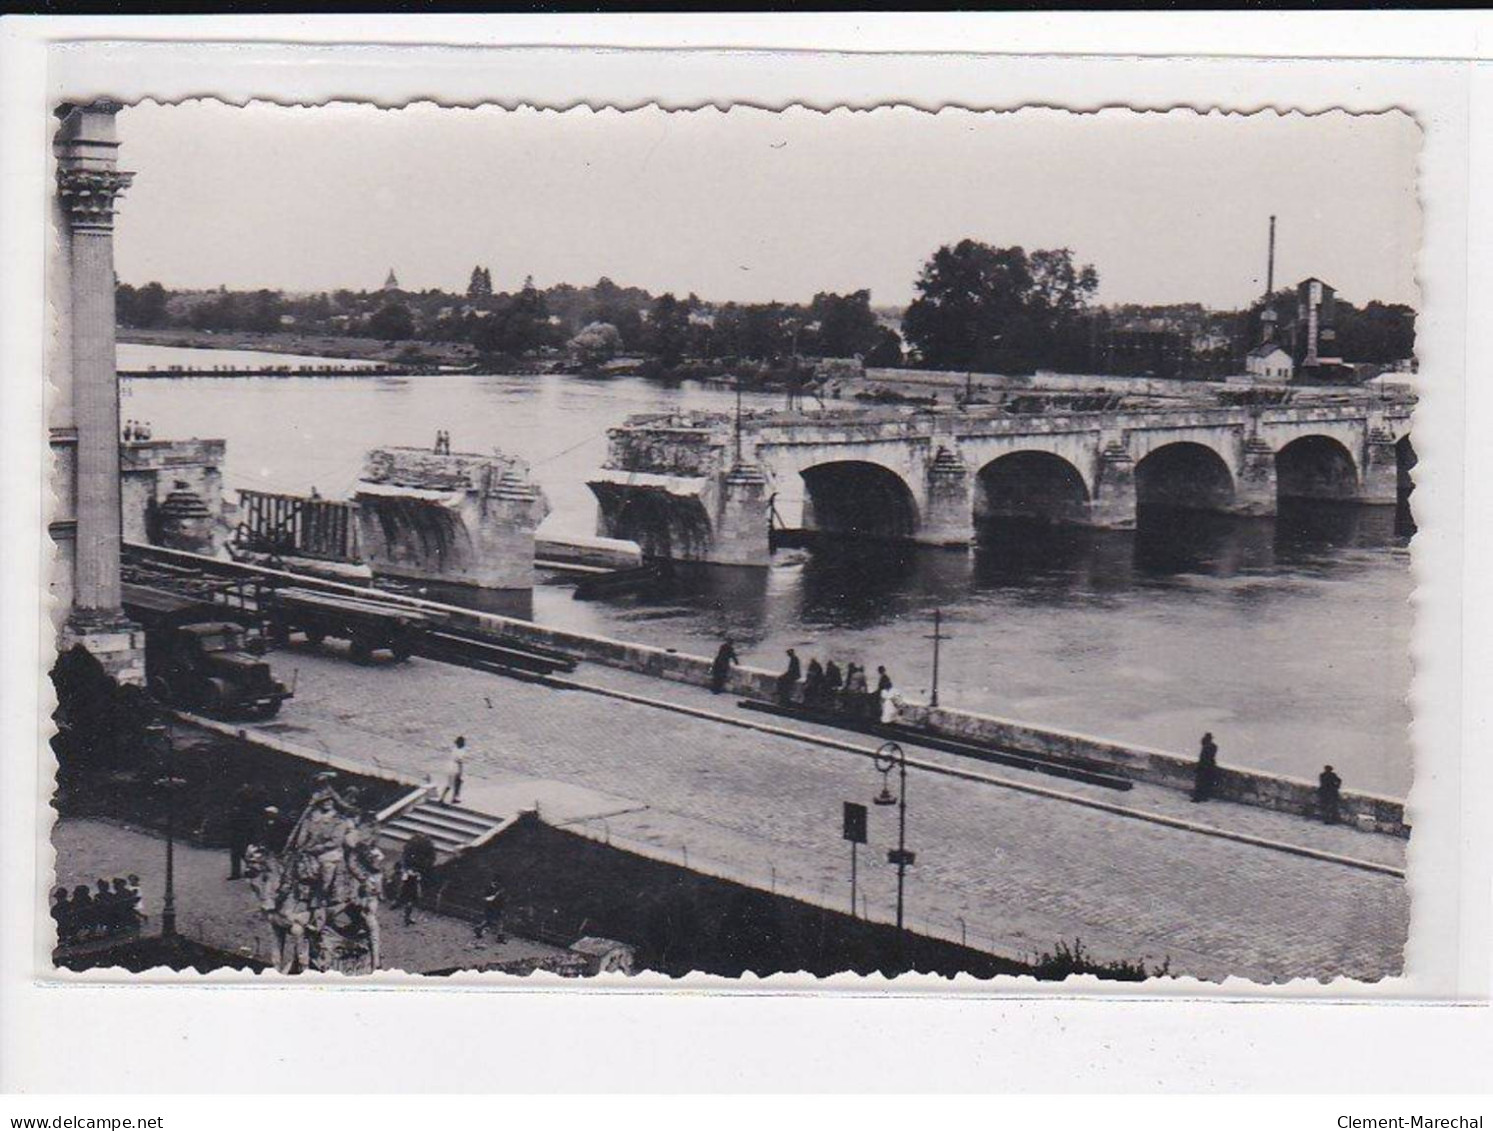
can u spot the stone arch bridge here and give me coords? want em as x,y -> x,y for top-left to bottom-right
588,395 -> 1415,566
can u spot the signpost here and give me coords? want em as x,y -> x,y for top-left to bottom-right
842,801 -> 867,918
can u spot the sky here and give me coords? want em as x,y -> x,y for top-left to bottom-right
112,101 -> 1422,311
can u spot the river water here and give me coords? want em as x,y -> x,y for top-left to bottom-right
118,343 -> 1416,796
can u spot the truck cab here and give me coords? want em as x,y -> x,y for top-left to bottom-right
156,622 -> 293,719
124,583 -> 293,719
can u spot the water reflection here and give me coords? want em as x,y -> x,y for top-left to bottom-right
572,501 -> 1411,638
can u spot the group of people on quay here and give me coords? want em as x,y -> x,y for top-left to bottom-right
709,639 -> 901,722
120,419 -> 154,441
432,429 -> 453,455
51,876 -> 146,946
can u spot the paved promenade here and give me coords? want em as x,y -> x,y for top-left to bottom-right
244,644 -> 1408,982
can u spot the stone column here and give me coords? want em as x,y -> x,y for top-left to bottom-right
1360,426 -> 1402,504
712,464 -> 772,566
1227,436 -> 1279,517
1087,440 -> 1137,528
54,102 -> 144,684
918,444 -> 975,546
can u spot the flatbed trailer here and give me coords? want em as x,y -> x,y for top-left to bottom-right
265,586 -> 443,662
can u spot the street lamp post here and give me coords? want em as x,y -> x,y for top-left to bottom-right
872,741 -> 914,932
147,722 -> 181,938
925,608 -> 951,708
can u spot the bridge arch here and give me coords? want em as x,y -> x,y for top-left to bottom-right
1275,435 -> 1360,501
974,450 -> 1091,525
606,490 -> 713,561
1135,442 -> 1235,514
800,459 -> 920,541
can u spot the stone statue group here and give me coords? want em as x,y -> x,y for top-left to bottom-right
245,773 -> 385,974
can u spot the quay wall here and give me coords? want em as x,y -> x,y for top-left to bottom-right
124,544 -> 1410,837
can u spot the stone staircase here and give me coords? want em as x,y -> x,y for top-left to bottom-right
379,795 -> 505,858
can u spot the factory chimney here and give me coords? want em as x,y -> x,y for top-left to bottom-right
1266,214 -> 1276,296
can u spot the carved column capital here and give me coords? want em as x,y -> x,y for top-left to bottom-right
57,166 -> 134,230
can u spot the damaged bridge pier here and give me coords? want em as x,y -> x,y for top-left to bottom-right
355,447 -> 550,590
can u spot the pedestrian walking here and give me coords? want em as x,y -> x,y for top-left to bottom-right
875,666 -> 893,695
1192,732 -> 1219,803
1318,764 -> 1343,825
776,648 -> 801,706
710,638 -> 739,694
475,877 -> 506,942
395,832 -> 437,926
441,737 -> 467,805
227,785 -> 258,880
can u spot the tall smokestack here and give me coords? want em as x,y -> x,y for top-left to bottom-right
1267,214 -> 1276,295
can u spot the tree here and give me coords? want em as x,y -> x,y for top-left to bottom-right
472,276 -> 553,357
244,289 -> 284,333
116,281 -> 170,329
902,241 -> 1098,373
646,293 -> 691,367
863,325 -> 905,368
368,300 -> 414,341
1335,300 -> 1416,364
568,321 -> 623,369
467,265 -> 493,298
807,290 -> 881,358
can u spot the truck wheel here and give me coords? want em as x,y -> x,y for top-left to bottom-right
391,638 -> 413,662
256,699 -> 283,720
305,630 -> 326,647
349,639 -> 373,664
148,676 -> 174,706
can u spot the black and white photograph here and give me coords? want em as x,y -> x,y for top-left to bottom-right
33,94 -> 1429,985
6,10 -> 1493,1110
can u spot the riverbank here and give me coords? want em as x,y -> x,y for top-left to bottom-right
119,327 -> 478,368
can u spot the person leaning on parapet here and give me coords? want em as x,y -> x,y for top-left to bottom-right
1318,764 -> 1343,825
803,657 -> 826,708
776,649 -> 802,706
1192,732 -> 1219,803
710,638 -> 739,694
843,663 -> 868,715
823,660 -> 843,704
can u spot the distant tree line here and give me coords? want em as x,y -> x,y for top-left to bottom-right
115,271 -> 906,374
116,246 -> 1416,379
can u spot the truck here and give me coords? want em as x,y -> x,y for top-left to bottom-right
123,583 -> 294,719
